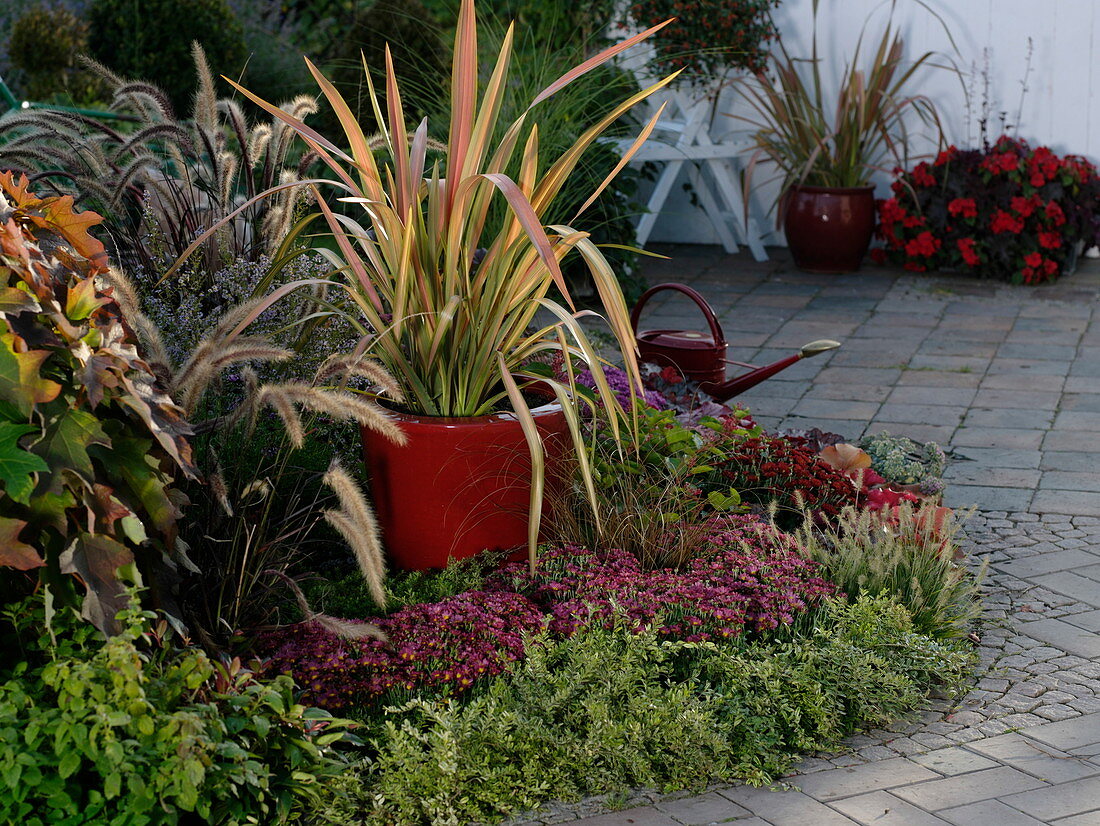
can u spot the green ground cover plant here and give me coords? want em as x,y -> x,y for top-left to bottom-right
318,595 -> 973,825
0,596 -> 352,826
303,551 -> 500,619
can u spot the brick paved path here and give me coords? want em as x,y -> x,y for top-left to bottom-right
527,250 -> 1100,825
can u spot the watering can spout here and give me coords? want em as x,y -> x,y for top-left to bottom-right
703,339 -> 840,402
800,339 -> 841,357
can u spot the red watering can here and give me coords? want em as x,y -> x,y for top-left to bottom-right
630,283 -> 840,402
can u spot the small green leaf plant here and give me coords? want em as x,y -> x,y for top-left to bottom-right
0,172 -> 195,633
0,593 -> 354,825
550,406 -> 760,568
322,595 -> 973,824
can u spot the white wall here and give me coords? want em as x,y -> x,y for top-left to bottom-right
643,0 -> 1100,245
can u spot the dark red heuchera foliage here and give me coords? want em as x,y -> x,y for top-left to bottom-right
719,435 -> 860,525
256,591 -> 544,710
496,515 -> 836,642
875,136 -> 1100,284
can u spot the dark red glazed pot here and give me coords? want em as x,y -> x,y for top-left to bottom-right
361,402 -> 570,570
782,184 -> 876,273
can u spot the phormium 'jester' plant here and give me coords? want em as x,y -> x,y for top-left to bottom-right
169,0 -> 683,567
875,136 -> 1100,284
0,173 -> 194,633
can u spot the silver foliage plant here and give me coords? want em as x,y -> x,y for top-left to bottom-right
859,431 -> 948,496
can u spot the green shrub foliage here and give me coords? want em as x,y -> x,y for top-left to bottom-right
551,407 -> 758,568
323,595 -> 973,824
0,173 -> 194,632
7,4 -> 106,103
0,596 -> 352,825
88,0 -> 247,112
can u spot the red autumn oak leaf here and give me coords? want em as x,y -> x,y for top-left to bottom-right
0,516 -> 43,570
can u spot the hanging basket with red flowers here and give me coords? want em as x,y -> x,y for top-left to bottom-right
627,0 -> 781,80
874,136 -> 1100,285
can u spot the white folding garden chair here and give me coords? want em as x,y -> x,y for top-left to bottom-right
604,81 -> 770,261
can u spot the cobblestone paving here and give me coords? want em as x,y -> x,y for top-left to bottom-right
513,251 -> 1100,825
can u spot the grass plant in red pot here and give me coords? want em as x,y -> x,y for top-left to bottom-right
739,2 -> 946,272
206,0 -> 678,571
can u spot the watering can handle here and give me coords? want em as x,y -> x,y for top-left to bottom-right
630,283 -> 726,345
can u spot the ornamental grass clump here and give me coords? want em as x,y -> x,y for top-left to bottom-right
170,0 -> 684,565
785,501 -> 984,639
0,44 -> 315,275
104,264 -> 405,644
875,136 -> 1100,283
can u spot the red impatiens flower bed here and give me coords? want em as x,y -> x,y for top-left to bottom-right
256,516 -> 836,710
874,136 -> 1100,284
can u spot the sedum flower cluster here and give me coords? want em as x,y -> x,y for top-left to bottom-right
859,432 -> 947,495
